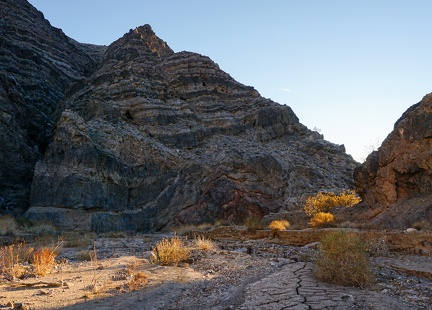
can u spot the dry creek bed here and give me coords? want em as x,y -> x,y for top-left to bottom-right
0,234 -> 431,310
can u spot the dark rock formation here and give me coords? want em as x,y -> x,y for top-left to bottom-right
0,0 -> 105,214
353,94 -> 432,227
2,0 -> 358,231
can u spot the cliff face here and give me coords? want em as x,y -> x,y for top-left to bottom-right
2,1 -> 358,231
0,0 -> 105,214
354,94 -> 432,227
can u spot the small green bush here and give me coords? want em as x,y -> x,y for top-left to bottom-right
76,250 -> 96,261
0,215 -> 18,236
316,231 -> 373,287
244,217 -> 263,231
27,223 -> 58,237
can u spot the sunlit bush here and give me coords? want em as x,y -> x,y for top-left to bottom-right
304,190 -> 361,216
30,247 -> 57,276
309,212 -> 335,228
268,220 -> 290,231
193,235 -> 217,252
151,237 -> 191,266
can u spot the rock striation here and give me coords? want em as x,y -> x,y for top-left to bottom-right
0,0 -> 105,214
2,0 -> 358,231
354,94 -> 432,227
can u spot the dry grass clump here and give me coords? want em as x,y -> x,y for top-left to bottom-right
127,272 -> 148,291
0,215 -> 18,236
99,231 -> 129,238
309,212 -> 335,228
243,217 -> 263,231
27,223 -> 58,237
0,244 -> 32,279
412,220 -> 431,231
29,247 -> 57,276
61,232 -> 95,248
193,235 -> 217,252
76,250 -> 97,261
174,223 -> 213,236
151,237 -> 191,266
0,242 -> 61,278
304,190 -> 361,216
268,220 -> 290,231
316,231 -> 374,288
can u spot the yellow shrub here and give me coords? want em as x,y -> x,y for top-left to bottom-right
193,235 -> 217,252
309,212 -> 335,228
30,247 -> 57,276
304,190 -> 361,216
151,237 -> 191,266
316,231 -> 373,287
268,220 -> 290,231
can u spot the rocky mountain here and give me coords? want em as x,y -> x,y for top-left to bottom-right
353,94 -> 432,228
0,0 -> 105,214
1,0 -> 358,232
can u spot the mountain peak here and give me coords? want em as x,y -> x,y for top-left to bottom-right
106,24 -> 174,61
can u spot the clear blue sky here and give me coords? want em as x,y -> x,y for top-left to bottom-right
28,0 -> 432,162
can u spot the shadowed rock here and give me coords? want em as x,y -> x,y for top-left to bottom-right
1,0 -> 357,231
353,93 -> 432,228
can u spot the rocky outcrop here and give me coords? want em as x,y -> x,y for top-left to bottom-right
0,0 -> 105,214
2,1 -> 358,231
25,23 -> 356,232
354,94 -> 432,227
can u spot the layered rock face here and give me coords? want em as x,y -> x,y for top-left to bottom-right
3,1 -> 358,232
27,25 -> 356,231
354,94 -> 432,227
0,0 -> 105,214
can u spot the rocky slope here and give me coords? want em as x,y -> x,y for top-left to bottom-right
2,0 -> 357,232
353,94 -> 432,228
0,0 -> 105,214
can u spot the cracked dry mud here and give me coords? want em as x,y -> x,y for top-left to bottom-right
239,262 -> 409,310
0,237 -> 431,310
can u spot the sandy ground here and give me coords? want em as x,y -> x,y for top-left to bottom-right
0,234 -> 431,310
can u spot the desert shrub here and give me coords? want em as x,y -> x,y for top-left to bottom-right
151,237 -> 191,266
175,223 -> 213,236
0,244 -> 33,279
61,232 -> 95,248
27,223 -> 58,237
127,272 -> 148,291
0,215 -> 18,236
193,235 -> 217,252
412,220 -> 432,231
304,190 -> 361,216
99,231 -> 129,238
76,250 -> 96,261
309,212 -> 335,228
243,217 -> 263,231
214,219 -> 234,227
30,247 -> 57,276
316,231 -> 373,287
268,220 -> 290,231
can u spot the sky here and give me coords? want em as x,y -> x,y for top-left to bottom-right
27,0 -> 432,162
